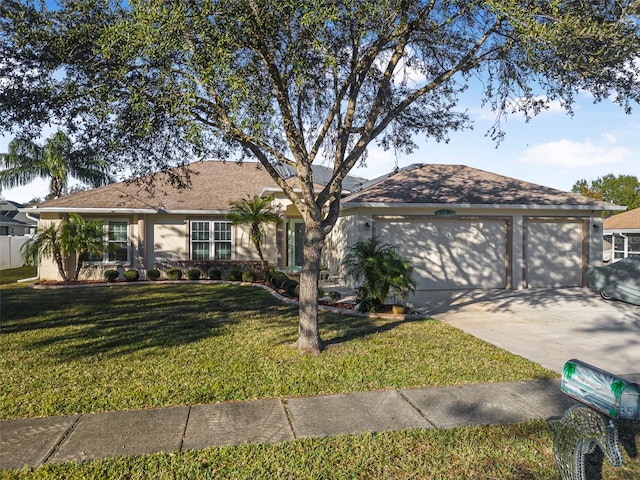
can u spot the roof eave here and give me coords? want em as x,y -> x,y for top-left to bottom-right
30,207 -> 232,215
339,202 -> 625,212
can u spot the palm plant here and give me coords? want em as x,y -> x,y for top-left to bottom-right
22,214 -> 106,282
227,195 -> 281,266
61,214 -> 106,281
343,237 -> 416,312
21,222 -> 67,281
0,131 -> 113,198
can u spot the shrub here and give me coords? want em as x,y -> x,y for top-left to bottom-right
343,237 -> 416,312
272,273 -> 289,289
104,269 -> 119,282
123,269 -> 139,282
228,269 -> 243,281
328,291 -> 342,301
283,279 -> 299,297
167,268 -> 183,280
187,269 -> 202,280
207,268 -> 222,280
242,270 -> 256,283
146,269 -> 161,281
293,284 -> 300,298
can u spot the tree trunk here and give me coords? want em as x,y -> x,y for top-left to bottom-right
53,251 -> 68,282
73,251 -> 86,282
296,224 -> 324,354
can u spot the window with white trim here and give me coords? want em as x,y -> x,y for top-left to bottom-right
190,221 -> 233,260
87,221 -> 130,263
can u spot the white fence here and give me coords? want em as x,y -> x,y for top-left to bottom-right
0,236 -> 32,270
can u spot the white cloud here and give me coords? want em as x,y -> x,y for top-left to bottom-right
517,136 -> 630,168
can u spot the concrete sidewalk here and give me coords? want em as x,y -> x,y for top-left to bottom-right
0,377 -> 593,471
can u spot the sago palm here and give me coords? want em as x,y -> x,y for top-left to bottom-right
343,237 -> 416,311
0,131 -> 113,198
227,195 -> 280,265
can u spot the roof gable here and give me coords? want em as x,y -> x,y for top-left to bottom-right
344,163 -> 620,209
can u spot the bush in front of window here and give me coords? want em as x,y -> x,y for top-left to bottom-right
208,268 -> 222,280
124,269 -> 139,282
104,269 -> 119,282
228,269 -> 243,281
167,268 -> 183,280
242,270 -> 256,283
187,269 -> 202,280
147,269 -> 161,281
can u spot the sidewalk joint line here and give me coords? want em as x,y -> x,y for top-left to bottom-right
41,414 -> 81,466
280,398 -> 298,440
179,406 -> 192,452
397,389 -> 437,429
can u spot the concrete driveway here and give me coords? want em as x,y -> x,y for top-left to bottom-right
409,287 -> 640,376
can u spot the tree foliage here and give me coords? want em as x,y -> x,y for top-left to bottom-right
3,0 -> 640,352
572,174 -> 640,212
0,131 -> 114,198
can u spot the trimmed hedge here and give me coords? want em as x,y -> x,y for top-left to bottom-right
187,269 -> 202,280
242,270 -> 256,283
123,269 -> 139,282
207,268 -> 222,280
104,270 -> 119,282
228,269 -> 243,281
146,269 -> 161,281
167,268 -> 183,280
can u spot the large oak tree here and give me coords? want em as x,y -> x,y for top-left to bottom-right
2,0 -> 640,353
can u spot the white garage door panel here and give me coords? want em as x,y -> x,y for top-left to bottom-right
378,220 -> 507,290
526,221 -> 582,288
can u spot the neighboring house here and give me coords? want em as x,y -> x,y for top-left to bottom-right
602,207 -> 640,262
28,161 -> 622,290
0,200 -> 38,236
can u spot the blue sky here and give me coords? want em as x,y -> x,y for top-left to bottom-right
1,88 -> 638,205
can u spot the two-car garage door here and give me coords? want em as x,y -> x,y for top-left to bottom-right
377,219 -> 508,290
376,217 -> 585,290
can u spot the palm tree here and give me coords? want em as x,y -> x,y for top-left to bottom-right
22,214 -> 106,282
60,214 -> 106,281
227,195 -> 281,266
0,131 -> 113,198
21,222 -> 68,281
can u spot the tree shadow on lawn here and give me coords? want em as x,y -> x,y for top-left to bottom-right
319,312 -> 433,348
2,283 -> 298,360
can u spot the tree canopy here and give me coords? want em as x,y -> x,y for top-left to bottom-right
2,0 -> 640,352
572,174 -> 640,212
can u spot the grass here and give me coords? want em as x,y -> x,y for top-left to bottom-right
0,266 -> 37,285
2,421 -> 639,479
1,283 -> 555,419
2,282 -> 637,478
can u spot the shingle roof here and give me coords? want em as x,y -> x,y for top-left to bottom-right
604,207 -> 640,230
36,161 -> 288,211
344,163 -> 620,209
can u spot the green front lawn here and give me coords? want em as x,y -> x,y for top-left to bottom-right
2,283 -> 638,479
0,266 -> 37,285
1,283 -> 554,419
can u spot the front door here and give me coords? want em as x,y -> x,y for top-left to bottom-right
288,220 -> 305,273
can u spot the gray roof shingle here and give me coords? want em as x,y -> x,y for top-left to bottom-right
344,163 -> 620,209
